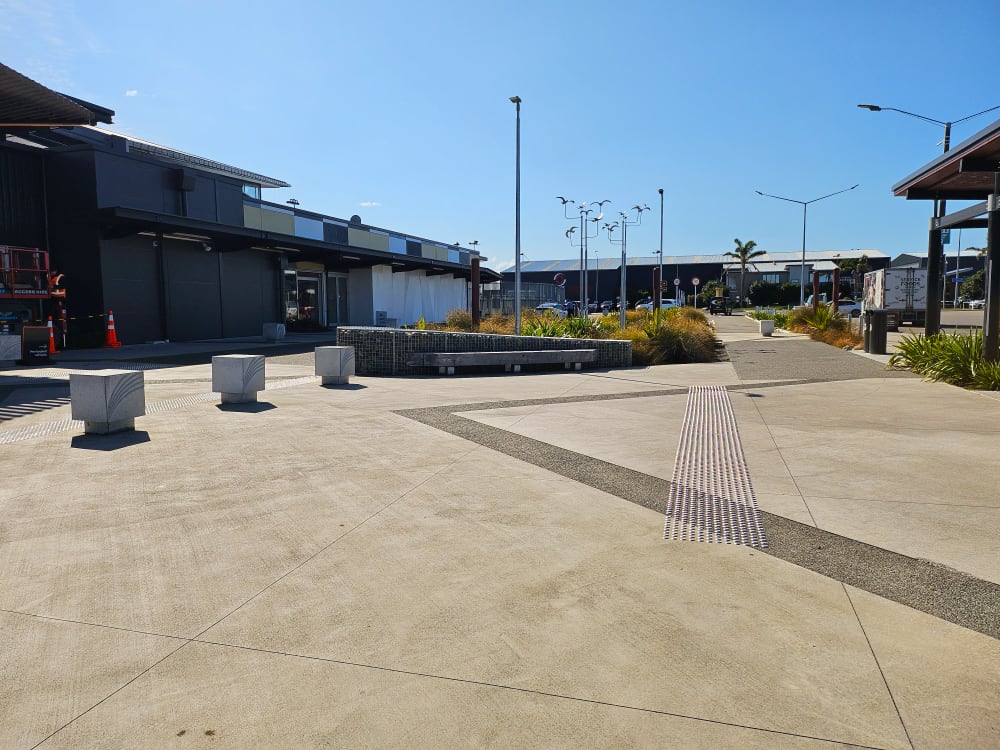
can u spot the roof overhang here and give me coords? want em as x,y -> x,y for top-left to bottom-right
96,207 -> 500,281
0,63 -> 114,126
893,118 -> 1000,201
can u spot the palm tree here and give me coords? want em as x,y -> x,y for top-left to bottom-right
724,238 -> 765,305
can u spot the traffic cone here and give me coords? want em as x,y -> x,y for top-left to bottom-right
47,316 -> 58,355
103,310 -> 122,348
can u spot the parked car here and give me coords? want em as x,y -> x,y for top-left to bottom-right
965,299 -> 985,309
535,302 -> 568,318
635,298 -> 679,312
708,297 -> 733,316
833,299 -> 862,317
600,300 -> 613,313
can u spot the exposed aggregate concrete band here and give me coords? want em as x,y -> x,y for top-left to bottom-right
397,386 -> 999,642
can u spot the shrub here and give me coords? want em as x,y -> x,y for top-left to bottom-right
478,314 -> 514,334
522,317 -> 565,337
445,308 -> 473,331
888,331 -> 1000,387
787,303 -> 847,333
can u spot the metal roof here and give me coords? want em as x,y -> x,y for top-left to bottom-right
497,249 -> 888,273
0,62 -> 114,126
82,126 -> 290,188
892,117 -> 1000,201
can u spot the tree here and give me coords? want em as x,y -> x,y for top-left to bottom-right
838,254 -> 871,296
961,269 -> 985,300
724,238 -> 765,305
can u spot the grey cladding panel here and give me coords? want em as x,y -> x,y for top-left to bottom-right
324,223 -> 348,244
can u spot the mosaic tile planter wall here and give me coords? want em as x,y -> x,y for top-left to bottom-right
336,327 -> 632,375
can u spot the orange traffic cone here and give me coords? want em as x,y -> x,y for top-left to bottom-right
47,316 -> 58,355
103,309 -> 122,348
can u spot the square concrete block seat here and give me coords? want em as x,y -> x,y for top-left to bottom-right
759,319 -> 775,336
315,346 -> 355,385
262,322 -> 286,341
212,354 -> 265,404
69,369 -> 146,434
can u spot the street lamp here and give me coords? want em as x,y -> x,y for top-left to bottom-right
559,198 -> 606,313
605,204 -> 648,328
510,96 -> 522,333
858,102 -> 1000,335
755,185 -> 859,305
658,188 -> 665,304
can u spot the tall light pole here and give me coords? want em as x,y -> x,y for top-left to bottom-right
858,103 -> 1000,335
510,96 -> 522,333
658,188 -> 665,304
559,198 -> 606,314
755,185 -> 859,305
605,204 -> 648,328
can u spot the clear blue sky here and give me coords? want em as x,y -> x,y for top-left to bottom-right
3,0 -> 997,271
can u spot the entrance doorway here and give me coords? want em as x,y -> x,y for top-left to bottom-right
284,269 -> 324,331
326,273 -> 349,327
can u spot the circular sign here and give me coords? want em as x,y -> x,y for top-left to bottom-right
673,278 -> 681,286
692,277 -> 700,286
553,272 -> 566,287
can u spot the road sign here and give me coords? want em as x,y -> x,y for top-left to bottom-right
674,278 -> 680,286
659,281 -> 668,291
941,228 -> 951,244
691,277 -> 700,286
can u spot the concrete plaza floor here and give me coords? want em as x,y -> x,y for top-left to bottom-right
0,318 -> 997,748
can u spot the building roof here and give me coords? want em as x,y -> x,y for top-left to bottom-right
82,126 -> 291,188
497,249 -> 888,273
0,62 -> 114,125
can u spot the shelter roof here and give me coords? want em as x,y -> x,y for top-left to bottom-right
0,62 -> 114,125
893,118 -> 1000,201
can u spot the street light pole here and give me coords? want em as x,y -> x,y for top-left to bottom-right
858,103 -> 1000,334
658,188 -> 664,304
755,185 -> 859,305
510,96 -> 522,334
606,205 -> 648,328
559,198 -> 605,315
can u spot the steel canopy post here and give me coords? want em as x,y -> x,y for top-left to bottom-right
984,175 -> 1000,360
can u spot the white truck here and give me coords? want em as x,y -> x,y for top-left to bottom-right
862,268 -> 927,330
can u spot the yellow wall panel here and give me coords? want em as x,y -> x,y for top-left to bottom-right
260,208 -> 295,235
348,228 -> 390,252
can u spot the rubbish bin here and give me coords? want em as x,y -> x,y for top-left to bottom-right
864,309 -> 887,355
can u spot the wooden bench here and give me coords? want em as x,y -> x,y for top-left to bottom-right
406,349 -> 597,375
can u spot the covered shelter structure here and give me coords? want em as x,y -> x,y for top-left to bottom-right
893,118 -> 1000,357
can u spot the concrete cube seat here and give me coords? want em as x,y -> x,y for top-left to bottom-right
212,354 -> 265,404
70,369 -> 146,434
262,322 -> 286,341
315,346 -> 355,385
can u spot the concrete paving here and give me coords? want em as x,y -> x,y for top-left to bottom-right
0,318 -> 997,749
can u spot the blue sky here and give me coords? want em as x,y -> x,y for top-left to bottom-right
2,0 -> 996,271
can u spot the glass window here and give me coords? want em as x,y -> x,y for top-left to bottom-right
242,184 -> 261,200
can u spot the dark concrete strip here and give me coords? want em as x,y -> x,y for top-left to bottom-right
397,402 -> 1000,641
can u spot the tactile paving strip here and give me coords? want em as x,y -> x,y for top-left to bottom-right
663,385 -> 767,547
0,375 -> 320,445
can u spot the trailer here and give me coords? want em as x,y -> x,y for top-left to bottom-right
862,268 -> 927,331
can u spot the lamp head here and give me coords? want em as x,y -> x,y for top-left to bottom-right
510,96 -> 521,104
857,104 -> 881,112
658,188 -> 664,195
